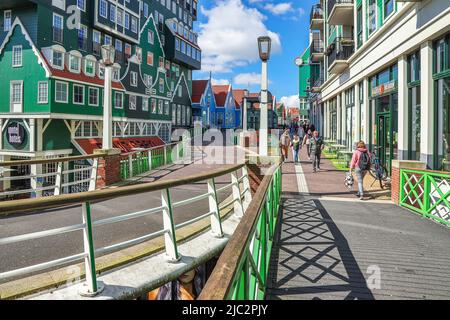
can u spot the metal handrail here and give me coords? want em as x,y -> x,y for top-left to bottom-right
199,160 -> 282,300
0,153 -> 106,167
310,4 -> 323,22
0,162 -> 252,297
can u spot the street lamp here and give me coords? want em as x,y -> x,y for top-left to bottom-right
257,36 -> 271,156
101,44 -> 115,150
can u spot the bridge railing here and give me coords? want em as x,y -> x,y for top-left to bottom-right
0,162 -> 252,297
0,153 -> 106,201
119,141 -> 191,180
399,168 -> 450,227
199,161 -> 282,300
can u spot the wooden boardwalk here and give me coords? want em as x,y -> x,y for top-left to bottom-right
266,150 -> 450,300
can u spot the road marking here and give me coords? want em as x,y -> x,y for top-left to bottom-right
294,162 -> 309,194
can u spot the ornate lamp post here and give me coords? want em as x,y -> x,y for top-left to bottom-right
258,36 -> 271,156
101,44 -> 115,150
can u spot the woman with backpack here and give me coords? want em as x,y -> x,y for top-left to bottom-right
350,141 -> 371,200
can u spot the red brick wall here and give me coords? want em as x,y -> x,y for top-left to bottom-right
391,166 -> 400,204
96,154 -> 122,189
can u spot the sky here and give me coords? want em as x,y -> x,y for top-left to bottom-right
193,0 -> 316,108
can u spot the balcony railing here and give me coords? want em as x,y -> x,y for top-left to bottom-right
327,37 -> 354,67
311,39 -> 324,55
328,0 -> 354,14
53,27 -> 63,43
310,4 -> 324,22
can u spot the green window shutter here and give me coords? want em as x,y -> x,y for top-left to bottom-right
356,0 -> 362,7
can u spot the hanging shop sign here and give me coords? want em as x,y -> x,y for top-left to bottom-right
371,80 -> 397,97
6,121 -> 27,147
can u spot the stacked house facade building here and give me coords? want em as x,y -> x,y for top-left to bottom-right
0,0 -> 201,191
301,0 -> 450,174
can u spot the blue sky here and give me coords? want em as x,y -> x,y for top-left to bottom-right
193,0 -> 315,107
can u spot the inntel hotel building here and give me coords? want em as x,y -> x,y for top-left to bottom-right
304,0 -> 450,174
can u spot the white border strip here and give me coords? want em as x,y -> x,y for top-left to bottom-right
294,162 -> 309,194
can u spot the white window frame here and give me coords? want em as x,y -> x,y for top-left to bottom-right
55,81 -> 69,103
88,87 -> 99,106
130,71 -> 138,87
85,58 -> 96,76
129,95 -> 137,110
4,10 -> 12,32
12,45 -> 23,67
77,0 -> 86,12
52,49 -> 64,69
37,81 -> 49,104
73,84 -> 85,105
10,80 -> 23,113
99,0 -> 108,18
114,91 -> 124,109
69,54 -> 81,73
142,98 -> 149,111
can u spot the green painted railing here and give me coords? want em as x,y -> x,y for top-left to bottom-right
399,169 -> 450,227
199,160 -> 282,300
120,141 -> 188,180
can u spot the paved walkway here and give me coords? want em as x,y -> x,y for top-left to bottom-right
267,148 -> 450,300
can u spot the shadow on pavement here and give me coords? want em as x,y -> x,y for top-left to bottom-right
267,195 -> 375,300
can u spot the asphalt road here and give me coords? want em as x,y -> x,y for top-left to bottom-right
0,147 -> 244,280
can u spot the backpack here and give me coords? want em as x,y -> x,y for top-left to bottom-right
359,151 -> 371,170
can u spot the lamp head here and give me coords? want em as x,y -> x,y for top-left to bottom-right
101,44 -> 115,66
258,36 -> 272,62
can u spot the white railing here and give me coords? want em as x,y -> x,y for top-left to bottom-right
0,154 -> 105,201
0,163 -> 252,297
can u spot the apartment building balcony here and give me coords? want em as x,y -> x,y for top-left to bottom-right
327,37 -> 354,74
310,4 -> 324,30
310,75 -> 324,93
327,0 -> 354,26
310,39 -> 325,62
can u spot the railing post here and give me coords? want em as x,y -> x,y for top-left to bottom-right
79,202 -> 103,297
128,154 -> 133,178
89,158 -> 99,191
242,166 -> 252,211
231,171 -> 244,218
161,188 -> 181,262
148,150 -> 152,171
208,178 -> 224,238
163,145 -> 167,165
54,161 -> 63,196
423,173 -> 430,216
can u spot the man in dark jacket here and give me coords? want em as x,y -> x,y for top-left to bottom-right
309,131 -> 324,172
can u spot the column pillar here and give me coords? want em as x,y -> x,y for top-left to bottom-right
420,41 -> 434,168
336,94 -> 341,144
341,91 -> 347,147
398,55 -> 409,160
362,78 -> 370,143
355,82 -> 361,143
95,149 -> 122,188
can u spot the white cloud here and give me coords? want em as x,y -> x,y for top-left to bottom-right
233,72 -> 261,85
198,0 -> 282,73
211,78 -> 230,85
280,95 -> 300,108
264,3 -> 293,15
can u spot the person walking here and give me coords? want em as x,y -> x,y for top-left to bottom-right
302,129 -> 313,160
349,140 -> 371,200
309,131 -> 324,172
290,134 -> 301,163
279,129 -> 291,162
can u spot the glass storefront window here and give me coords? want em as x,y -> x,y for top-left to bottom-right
359,82 -> 365,142
409,86 -> 421,161
436,77 -> 450,170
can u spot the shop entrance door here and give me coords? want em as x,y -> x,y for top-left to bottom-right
376,113 -> 391,174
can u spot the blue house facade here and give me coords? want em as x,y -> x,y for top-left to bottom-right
212,85 -> 240,129
192,79 -> 214,128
